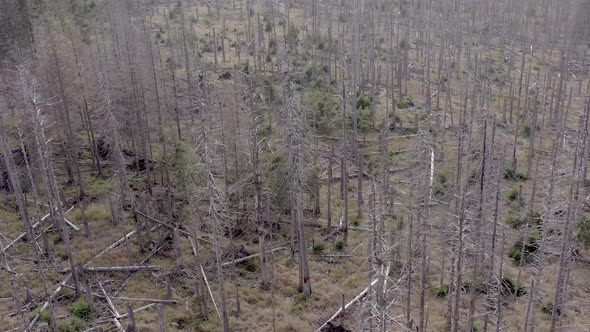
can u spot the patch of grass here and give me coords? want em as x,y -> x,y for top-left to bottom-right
85,178 -> 115,198
39,310 -> 52,323
70,203 -> 109,223
58,316 -> 85,332
277,317 -> 311,331
70,298 -> 91,320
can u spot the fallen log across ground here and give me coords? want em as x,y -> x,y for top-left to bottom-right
201,264 -> 221,321
3,205 -> 77,252
221,246 -> 288,267
85,265 -> 161,273
315,263 -> 391,332
135,210 -> 212,245
97,280 -> 125,332
27,273 -> 72,330
92,303 -> 158,325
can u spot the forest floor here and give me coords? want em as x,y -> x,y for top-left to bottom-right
2,1 -> 590,332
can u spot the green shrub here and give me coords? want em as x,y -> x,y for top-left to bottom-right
504,164 -> 528,181
70,299 -> 91,320
540,302 -> 559,315
521,122 -> 541,138
434,171 -> 450,198
357,94 -> 372,110
509,237 -> 539,265
507,206 -> 542,229
461,281 -> 472,292
509,245 -> 522,264
334,239 -> 344,251
577,218 -> 590,249
500,276 -> 526,296
312,241 -> 325,254
243,258 -> 259,272
58,317 -> 85,332
436,284 -> 449,298
507,187 -> 520,202
351,217 -> 361,227
507,208 -> 525,229
50,233 -> 62,245
396,96 -> 414,109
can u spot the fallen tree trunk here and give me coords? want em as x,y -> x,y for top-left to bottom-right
135,210 -> 212,245
97,280 -> 125,332
28,274 -> 72,330
221,246 -> 287,267
85,265 -> 161,273
112,296 -> 177,304
315,263 -> 391,331
3,205 -> 76,252
88,229 -> 138,264
200,264 -> 221,321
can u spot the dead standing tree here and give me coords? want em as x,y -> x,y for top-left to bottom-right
280,50 -> 312,297
241,70 -> 271,288
193,76 -> 230,332
18,62 -> 81,295
96,73 -> 132,208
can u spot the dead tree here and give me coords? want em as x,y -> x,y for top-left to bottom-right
281,52 -> 312,297
18,62 -> 81,295
194,77 -> 230,332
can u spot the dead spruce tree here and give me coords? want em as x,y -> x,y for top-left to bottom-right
242,70 -> 271,288
193,76 -> 230,332
18,61 -> 81,295
280,55 -> 311,297
96,73 -> 132,208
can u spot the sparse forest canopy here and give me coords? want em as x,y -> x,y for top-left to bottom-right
1,0 -> 590,331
